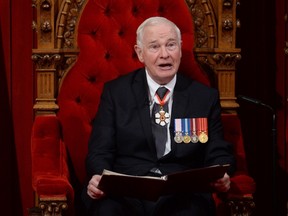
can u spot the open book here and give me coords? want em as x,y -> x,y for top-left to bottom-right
97,164 -> 230,201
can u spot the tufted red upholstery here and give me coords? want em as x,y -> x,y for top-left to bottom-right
31,115 -> 74,201
31,0 -> 255,214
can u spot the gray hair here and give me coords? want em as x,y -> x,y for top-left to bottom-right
136,17 -> 181,48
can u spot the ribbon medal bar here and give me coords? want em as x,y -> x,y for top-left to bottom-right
173,118 -> 208,144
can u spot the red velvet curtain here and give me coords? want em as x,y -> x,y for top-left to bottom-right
0,0 -> 34,215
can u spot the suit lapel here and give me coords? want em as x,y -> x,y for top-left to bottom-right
131,69 -> 157,156
171,75 -> 191,121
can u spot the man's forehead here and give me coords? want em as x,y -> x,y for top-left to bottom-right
146,37 -> 177,44
143,25 -> 178,42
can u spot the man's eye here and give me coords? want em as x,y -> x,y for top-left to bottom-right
148,44 -> 160,52
167,42 -> 177,50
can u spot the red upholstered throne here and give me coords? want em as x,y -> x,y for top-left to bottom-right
31,0 -> 255,215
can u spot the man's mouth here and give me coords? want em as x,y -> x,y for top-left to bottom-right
158,63 -> 173,69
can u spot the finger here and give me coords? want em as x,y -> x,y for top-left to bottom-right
214,181 -> 230,192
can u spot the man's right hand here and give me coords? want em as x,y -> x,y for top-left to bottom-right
87,174 -> 105,199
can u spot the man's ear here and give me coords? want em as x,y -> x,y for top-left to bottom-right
134,45 -> 144,63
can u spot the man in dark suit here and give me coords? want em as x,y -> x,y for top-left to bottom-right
84,16 -> 235,216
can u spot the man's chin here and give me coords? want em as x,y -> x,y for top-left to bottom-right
157,74 -> 176,84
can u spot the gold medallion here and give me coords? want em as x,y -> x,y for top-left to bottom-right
198,132 -> 208,143
183,134 -> 191,144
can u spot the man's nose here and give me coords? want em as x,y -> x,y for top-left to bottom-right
160,46 -> 169,58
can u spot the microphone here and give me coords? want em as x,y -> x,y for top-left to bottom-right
237,94 -> 274,112
237,94 -> 262,105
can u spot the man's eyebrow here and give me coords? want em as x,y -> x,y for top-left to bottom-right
147,40 -> 158,44
148,38 -> 177,44
167,38 -> 177,42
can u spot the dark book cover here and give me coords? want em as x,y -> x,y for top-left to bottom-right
97,164 -> 230,201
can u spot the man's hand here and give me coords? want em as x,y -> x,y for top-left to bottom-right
87,174 -> 105,199
211,173 -> 231,192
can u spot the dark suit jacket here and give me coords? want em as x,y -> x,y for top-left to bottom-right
86,68 -> 235,178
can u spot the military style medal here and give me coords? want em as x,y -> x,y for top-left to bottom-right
154,88 -> 170,126
173,117 -> 208,144
174,118 -> 183,143
190,118 -> 199,143
183,118 -> 191,144
198,118 -> 208,143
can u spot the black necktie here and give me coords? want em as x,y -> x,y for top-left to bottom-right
151,87 -> 169,158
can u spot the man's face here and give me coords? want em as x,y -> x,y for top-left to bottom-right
134,23 -> 182,85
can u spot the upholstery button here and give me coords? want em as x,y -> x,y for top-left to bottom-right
158,5 -> 165,14
132,6 -> 139,16
105,52 -> 111,59
88,76 -> 96,83
104,7 -> 111,16
118,29 -> 124,37
91,29 -> 97,35
75,96 -> 81,104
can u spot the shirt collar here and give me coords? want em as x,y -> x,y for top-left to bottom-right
145,69 -> 176,99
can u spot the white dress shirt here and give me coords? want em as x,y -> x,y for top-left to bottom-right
145,69 -> 176,155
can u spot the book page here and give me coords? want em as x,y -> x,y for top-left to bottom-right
102,169 -> 168,180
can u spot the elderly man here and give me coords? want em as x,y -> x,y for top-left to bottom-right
83,16 -> 235,216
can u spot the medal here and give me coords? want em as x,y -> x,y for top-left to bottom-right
183,135 -> 191,143
199,132 -> 208,143
183,118 -> 191,144
190,118 -> 198,143
174,131 -> 183,143
174,119 -> 183,143
198,118 -> 208,143
191,133 -> 199,143
155,110 -> 170,126
154,87 -> 170,126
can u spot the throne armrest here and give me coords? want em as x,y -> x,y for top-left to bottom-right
214,173 -> 256,215
31,115 -> 74,214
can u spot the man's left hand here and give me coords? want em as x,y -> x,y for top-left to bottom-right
211,173 -> 231,192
